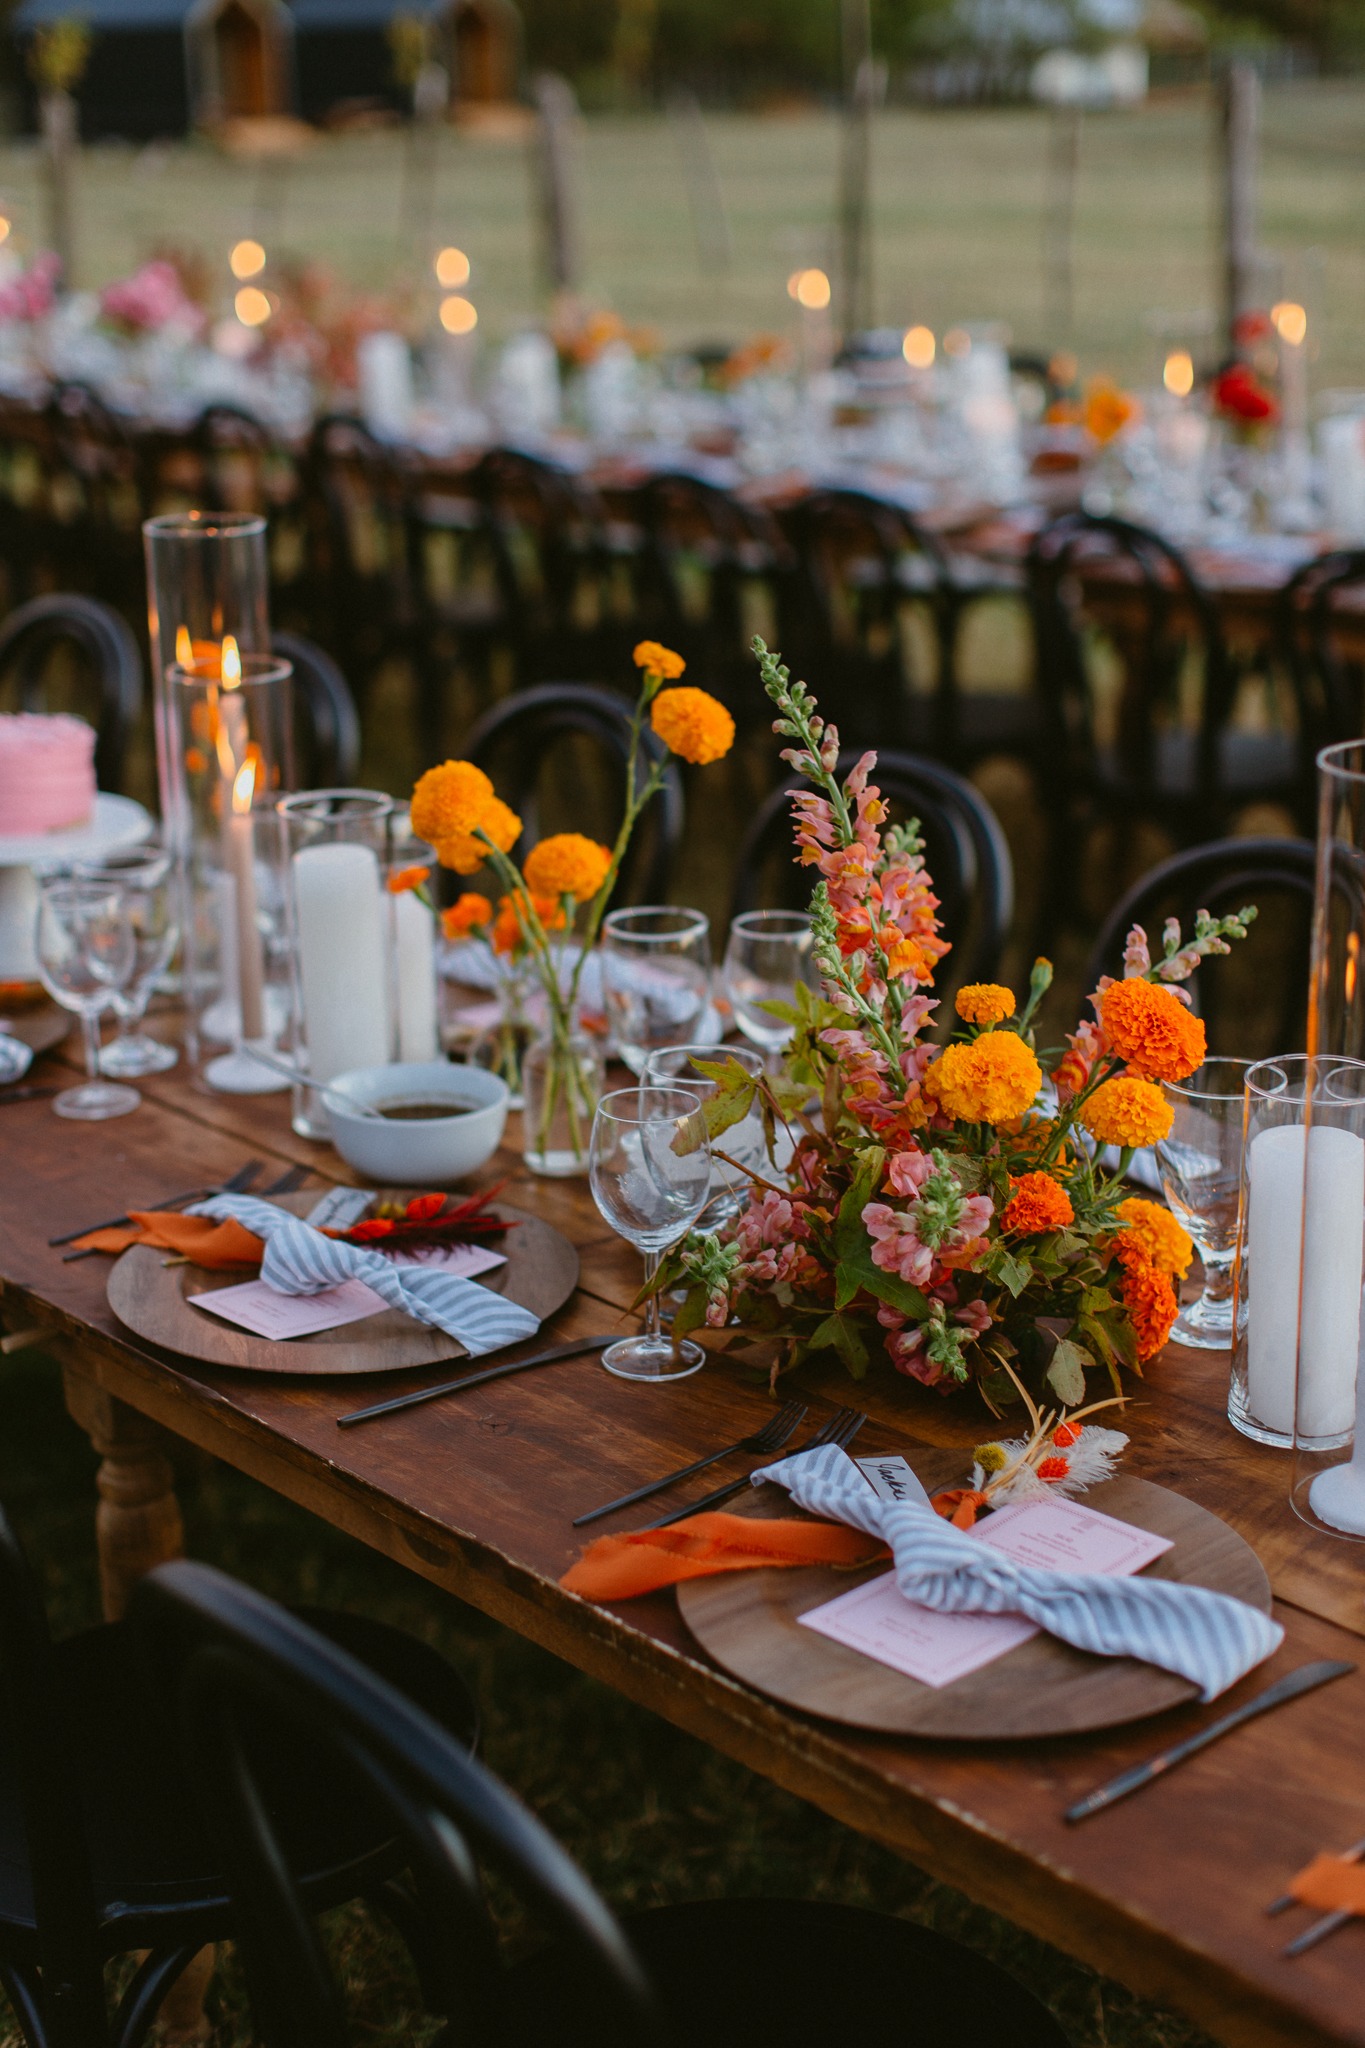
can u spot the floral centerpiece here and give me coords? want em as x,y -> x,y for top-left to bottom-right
409,643 -> 735,1174
657,640 -> 1255,1411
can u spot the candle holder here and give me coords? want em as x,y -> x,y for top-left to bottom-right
164,647 -> 294,1089
386,833 -> 440,1065
277,790 -> 397,1138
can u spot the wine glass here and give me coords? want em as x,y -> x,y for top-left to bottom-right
600,906 -> 712,1075
723,910 -> 819,1063
35,877 -> 140,1120
589,1085 -> 712,1381
75,847 -> 179,1077
642,1041 -> 766,1225
1156,1057 -> 1253,1348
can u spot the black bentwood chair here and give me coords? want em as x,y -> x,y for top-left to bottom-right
466,682 -> 685,905
133,1561 -> 1071,2048
0,1507 -> 477,2048
0,594 -> 142,795
731,748 -> 1015,1000
272,631 -> 362,788
1085,835 -> 1317,1058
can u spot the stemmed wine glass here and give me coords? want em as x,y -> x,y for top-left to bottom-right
35,877 -> 140,1120
589,1085 -> 712,1381
600,907 -> 712,1074
75,847 -> 179,1077
722,910 -> 818,1065
642,1041 -> 766,1225
1156,1057 -> 1253,1348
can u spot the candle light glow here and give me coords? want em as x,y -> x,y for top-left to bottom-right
235,287 -> 271,328
439,295 -> 477,335
788,268 -> 831,310
1272,301 -> 1308,347
903,325 -> 935,369
230,239 -> 266,279
435,245 -> 470,287
1163,349 -> 1195,397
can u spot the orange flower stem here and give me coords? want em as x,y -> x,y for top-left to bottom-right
710,1146 -> 788,1200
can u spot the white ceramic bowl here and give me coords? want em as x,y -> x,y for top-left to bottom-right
322,1061 -> 509,1185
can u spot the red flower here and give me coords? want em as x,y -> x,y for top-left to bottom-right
346,1217 -> 395,1240
405,1193 -> 446,1221
1213,364 -> 1277,424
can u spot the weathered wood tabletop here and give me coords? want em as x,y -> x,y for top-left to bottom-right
3,1027 -> 1365,2048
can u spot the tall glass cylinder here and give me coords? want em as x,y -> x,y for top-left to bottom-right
164,650 -> 294,1083
277,790 -> 397,1138
144,513 -> 271,852
1291,741 -> 1365,1536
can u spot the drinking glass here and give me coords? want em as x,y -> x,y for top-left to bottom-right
642,1041 -> 766,1225
723,909 -> 819,1062
1156,1057 -> 1253,1349
35,878 -> 139,1119
600,906 -> 712,1075
75,847 -> 180,1077
589,1085 -> 712,1381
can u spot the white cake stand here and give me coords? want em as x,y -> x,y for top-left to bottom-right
0,795 -> 153,981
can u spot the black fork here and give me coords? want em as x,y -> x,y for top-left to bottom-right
643,1406 -> 868,1529
573,1399 -> 808,1527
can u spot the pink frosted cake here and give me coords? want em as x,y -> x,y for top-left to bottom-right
0,713 -> 96,836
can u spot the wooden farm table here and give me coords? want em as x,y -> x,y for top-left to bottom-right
3,1033 -> 1365,2048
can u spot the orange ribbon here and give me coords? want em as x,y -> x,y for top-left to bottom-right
931,1487 -> 989,1530
560,1512 -> 889,1601
1288,1853 -> 1365,1916
70,1210 -> 265,1270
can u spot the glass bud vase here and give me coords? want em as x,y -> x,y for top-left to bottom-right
469,966 -> 535,1109
522,1025 -> 604,1177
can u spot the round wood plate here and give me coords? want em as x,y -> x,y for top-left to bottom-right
0,1001 -> 70,1056
107,1193 -> 578,1377
677,1463 -> 1272,1740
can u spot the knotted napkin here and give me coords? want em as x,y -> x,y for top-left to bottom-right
190,1194 -> 540,1357
751,1445 -> 1282,1702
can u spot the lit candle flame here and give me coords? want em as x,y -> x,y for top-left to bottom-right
221,635 -> 241,688
903,325 -> 935,369
175,624 -> 192,667
1163,349 -> 1195,398
232,758 -> 257,815
1271,301 -> 1308,348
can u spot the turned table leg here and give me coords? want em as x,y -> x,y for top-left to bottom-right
61,1366 -> 214,2045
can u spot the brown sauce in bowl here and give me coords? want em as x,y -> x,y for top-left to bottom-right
375,1100 -> 474,1121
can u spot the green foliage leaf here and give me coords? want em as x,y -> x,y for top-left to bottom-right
807,1310 -> 871,1378
1046,1337 -> 1090,1407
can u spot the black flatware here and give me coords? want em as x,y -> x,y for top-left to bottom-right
261,1164 -> 310,1197
0,1086 -> 58,1106
643,1406 -> 868,1529
1267,1832 -> 1365,1956
1064,1659 -> 1357,1825
336,1335 -> 620,1428
573,1399 -> 808,1526
54,1159 -> 266,1256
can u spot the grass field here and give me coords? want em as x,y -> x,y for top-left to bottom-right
1,81 -> 1363,387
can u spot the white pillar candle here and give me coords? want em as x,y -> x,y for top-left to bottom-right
293,843 -> 390,1083
393,887 -> 438,1062
1246,1122 -> 1365,1440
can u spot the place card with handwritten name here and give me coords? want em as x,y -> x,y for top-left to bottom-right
797,1495 -> 1172,1689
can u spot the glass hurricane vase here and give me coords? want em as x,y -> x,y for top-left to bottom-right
521,1020 -> 605,1177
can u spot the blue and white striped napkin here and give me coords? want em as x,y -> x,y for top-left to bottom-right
751,1444 -> 1282,1702
189,1194 -> 540,1358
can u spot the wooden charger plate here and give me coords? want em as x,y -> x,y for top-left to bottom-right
107,1192 -> 578,1377
677,1459 -> 1272,1740
0,1000 -> 69,1056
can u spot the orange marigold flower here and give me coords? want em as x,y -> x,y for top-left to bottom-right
1115,1196 -> 1194,1280
523,832 -> 613,902
650,685 -> 736,764
440,892 -> 492,940
410,760 -> 494,846
1099,976 -> 1206,1083
1081,1074 -> 1173,1149
1119,1248 -> 1179,1362
491,891 -> 566,957
1037,1455 -> 1071,1482
925,1031 -> 1042,1125
1002,1170 -> 1075,1234
434,795 -> 523,876
1084,377 -> 1139,446
386,864 -> 430,895
633,640 -> 687,679
955,983 -> 1016,1026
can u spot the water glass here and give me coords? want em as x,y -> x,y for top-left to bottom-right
600,906 -> 712,1075
35,877 -> 140,1120
723,909 -> 819,1061
75,846 -> 180,1077
642,1041 -> 766,1224
589,1085 -> 712,1381
1156,1057 -> 1253,1349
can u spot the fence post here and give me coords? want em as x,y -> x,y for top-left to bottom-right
1042,105 -> 1080,340
1220,58 -> 1260,353
838,0 -> 879,342
668,89 -> 731,276
532,72 -> 582,297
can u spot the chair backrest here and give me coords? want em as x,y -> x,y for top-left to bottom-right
465,445 -> 603,632
466,683 -> 685,905
272,630 -> 362,788
730,748 -> 1014,997
1027,509 -> 1235,802
1279,546 -> 1365,753
0,593 -> 143,792
132,1561 -> 660,2048
1085,835 -> 1316,1056
0,1507 -> 107,2046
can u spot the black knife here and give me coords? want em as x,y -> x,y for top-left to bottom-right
1065,1659 -> 1356,1824
336,1335 -> 618,1428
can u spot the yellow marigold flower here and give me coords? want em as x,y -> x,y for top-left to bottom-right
440,893 -> 492,940
1115,1196 -> 1193,1280
523,832 -> 613,902
925,1030 -> 1042,1125
955,982 -> 1016,1027
1100,976 -> 1206,1083
434,795 -> 522,876
633,640 -> 686,680
1081,1075 -> 1173,1149
650,685 -> 736,765
410,760 -> 494,846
